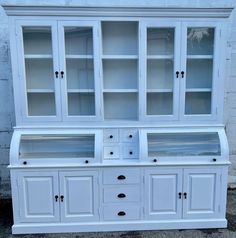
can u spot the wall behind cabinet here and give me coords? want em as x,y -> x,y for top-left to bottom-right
0,0 -> 236,197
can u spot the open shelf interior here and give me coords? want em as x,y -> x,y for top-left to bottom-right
19,134 -> 95,158
147,132 -> 220,157
102,21 -> 138,55
104,93 -> 138,120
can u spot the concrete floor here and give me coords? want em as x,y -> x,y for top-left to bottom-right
0,189 -> 236,238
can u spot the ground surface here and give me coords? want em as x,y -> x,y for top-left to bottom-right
0,189 -> 236,238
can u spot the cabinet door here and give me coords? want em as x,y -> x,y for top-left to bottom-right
18,171 -> 60,222
183,168 -> 221,219
58,21 -> 101,121
59,171 -> 99,222
16,20 -> 62,122
180,22 -> 221,121
140,21 -> 181,120
145,168 -> 182,219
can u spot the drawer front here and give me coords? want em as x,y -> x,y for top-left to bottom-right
104,146 -> 120,159
103,204 -> 141,221
120,129 -> 138,143
123,145 -> 139,159
103,168 -> 141,184
104,129 -> 119,143
103,186 -> 141,203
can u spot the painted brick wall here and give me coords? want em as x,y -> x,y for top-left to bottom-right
0,0 -> 236,198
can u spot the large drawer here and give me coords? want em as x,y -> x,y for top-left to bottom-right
103,168 -> 141,184
103,204 -> 141,221
103,185 -> 141,203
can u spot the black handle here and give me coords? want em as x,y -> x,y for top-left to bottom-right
60,71 -> 64,78
117,193 -> 126,198
181,71 -> 184,78
129,151 -> 133,155
129,135 -> 133,138
55,71 -> 59,78
60,195 -> 64,202
117,211 -> 126,216
178,192 -> 182,199
153,159 -> 157,163
85,160 -> 89,164
212,158 -> 217,162
109,135 -> 113,139
55,195 -> 59,202
176,71 -> 179,78
23,161 -> 27,165
110,151 -> 114,155
183,192 -> 187,199
117,175 -> 126,180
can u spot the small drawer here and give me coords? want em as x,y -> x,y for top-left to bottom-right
103,186 -> 140,203
104,146 -> 120,159
103,204 -> 141,221
120,129 -> 138,143
104,129 -> 119,143
103,168 -> 140,184
123,145 -> 139,159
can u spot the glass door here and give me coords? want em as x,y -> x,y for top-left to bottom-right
58,21 -> 101,121
141,22 -> 181,120
17,21 -> 61,121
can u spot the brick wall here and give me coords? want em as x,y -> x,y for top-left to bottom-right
0,0 -> 235,198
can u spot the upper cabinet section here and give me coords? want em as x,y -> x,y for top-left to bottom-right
11,11 -> 228,125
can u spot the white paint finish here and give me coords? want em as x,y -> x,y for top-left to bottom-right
59,170 -> 99,222
18,171 -> 60,223
103,129 -> 119,143
103,146 -> 120,159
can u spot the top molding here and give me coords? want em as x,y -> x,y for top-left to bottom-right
2,5 -> 234,18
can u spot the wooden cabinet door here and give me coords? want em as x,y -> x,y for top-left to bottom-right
183,168 -> 221,219
59,171 -> 99,222
18,171 -> 60,222
145,168 -> 183,219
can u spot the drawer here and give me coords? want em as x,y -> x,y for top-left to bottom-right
104,129 -> 119,143
103,204 -> 141,221
123,145 -> 139,159
104,146 -> 120,159
120,129 -> 138,143
103,168 -> 140,184
103,186 -> 141,203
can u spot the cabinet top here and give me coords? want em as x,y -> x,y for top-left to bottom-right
2,5 -> 233,18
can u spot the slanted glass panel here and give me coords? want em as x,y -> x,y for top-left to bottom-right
147,132 -> 221,157
19,134 -> 95,159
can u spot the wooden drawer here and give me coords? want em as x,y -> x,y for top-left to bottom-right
123,145 -> 139,159
103,129 -> 119,143
103,204 -> 141,221
103,185 -> 141,203
103,146 -> 120,159
120,129 -> 138,143
103,168 -> 141,184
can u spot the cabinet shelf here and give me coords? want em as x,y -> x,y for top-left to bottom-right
186,88 -> 212,92
102,55 -> 138,59
147,89 -> 173,93
103,89 -> 138,93
147,55 -> 173,60
27,89 -> 55,93
187,55 -> 213,59
24,54 -> 53,59
67,89 -> 95,93
66,54 -> 93,59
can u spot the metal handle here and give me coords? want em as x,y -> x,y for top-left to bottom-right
55,71 -> 59,78
117,193 -> 126,198
212,158 -> 217,162
178,192 -> 182,199
60,195 -> 64,202
117,211 -> 126,216
60,71 -> 64,78
55,195 -> 59,202
109,135 -> 113,139
129,151 -> 133,155
129,135 -> 133,138
183,192 -> 187,199
153,159 -> 157,163
110,151 -> 114,155
23,161 -> 27,165
181,71 -> 184,78
85,160 -> 89,164
117,175 -> 126,180
176,71 -> 179,78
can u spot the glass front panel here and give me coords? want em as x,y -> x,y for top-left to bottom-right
23,27 -> 56,116
146,28 -> 174,116
147,132 -> 221,157
185,27 -> 214,115
19,134 -> 95,159
64,27 -> 95,116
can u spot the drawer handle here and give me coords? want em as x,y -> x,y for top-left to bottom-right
109,135 -> 113,139
117,193 -> 126,198
129,135 -> 133,138
129,151 -> 133,155
117,175 -> 126,180
110,151 -> 114,155
118,211 -> 126,216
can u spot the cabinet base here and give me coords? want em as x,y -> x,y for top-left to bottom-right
12,219 -> 227,234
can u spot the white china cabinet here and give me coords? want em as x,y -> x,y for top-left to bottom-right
3,5 -> 232,234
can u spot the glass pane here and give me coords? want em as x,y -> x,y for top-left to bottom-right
65,27 -> 93,55
147,132 -> 221,157
147,28 -> 174,55
19,134 -> 95,158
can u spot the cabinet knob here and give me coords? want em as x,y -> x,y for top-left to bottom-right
176,71 -> 179,78
55,195 -> 59,202
129,135 -> 133,138
117,193 -> 126,198
60,71 -> 64,78
183,192 -> 187,199
109,135 -> 113,139
117,211 -> 126,216
153,159 -> 157,163
212,158 -> 217,162
85,160 -> 89,164
117,175 -> 126,180
55,71 -> 59,78
23,161 -> 27,165
181,71 -> 184,78
110,151 -> 114,155
60,195 -> 64,202
129,151 -> 133,155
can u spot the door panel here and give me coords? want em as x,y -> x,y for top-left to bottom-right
183,168 -> 221,219
145,168 -> 182,219
59,171 -> 99,222
18,171 -> 60,222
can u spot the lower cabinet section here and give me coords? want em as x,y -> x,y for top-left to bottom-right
12,166 -> 228,234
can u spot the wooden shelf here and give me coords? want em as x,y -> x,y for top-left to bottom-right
27,89 -> 54,93
66,55 -> 93,59
24,54 -> 53,59
186,88 -> 212,92
147,55 -> 173,60
187,55 -> 213,59
102,55 -> 138,59
147,89 -> 173,93
67,89 -> 95,93
103,89 -> 138,93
